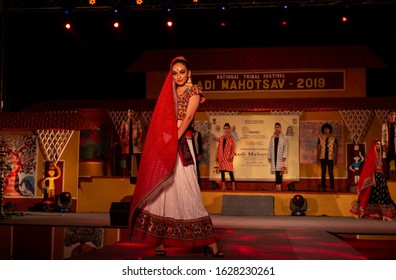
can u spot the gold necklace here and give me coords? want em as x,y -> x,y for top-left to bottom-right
177,85 -> 188,96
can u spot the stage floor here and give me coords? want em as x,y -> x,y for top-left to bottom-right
1,212 -> 396,234
2,212 -> 396,260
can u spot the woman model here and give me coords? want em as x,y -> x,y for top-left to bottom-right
268,122 -> 288,191
350,139 -> 396,221
216,123 -> 236,191
128,56 -> 224,257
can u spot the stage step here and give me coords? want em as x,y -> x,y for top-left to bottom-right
221,195 -> 274,216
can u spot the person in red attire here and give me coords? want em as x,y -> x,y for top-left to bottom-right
350,139 -> 396,221
128,56 -> 224,257
216,123 -> 236,191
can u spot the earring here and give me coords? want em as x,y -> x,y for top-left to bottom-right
186,77 -> 192,88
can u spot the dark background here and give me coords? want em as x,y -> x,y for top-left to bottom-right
3,4 -> 396,112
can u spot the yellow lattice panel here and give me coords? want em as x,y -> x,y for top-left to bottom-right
36,130 -> 74,162
141,111 -> 153,126
375,109 -> 389,125
340,110 -> 374,144
108,110 -> 128,135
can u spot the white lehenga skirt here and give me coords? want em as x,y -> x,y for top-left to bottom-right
135,139 -> 216,246
145,139 -> 209,219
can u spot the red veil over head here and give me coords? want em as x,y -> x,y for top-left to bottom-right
128,57 -> 185,236
356,139 -> 379,211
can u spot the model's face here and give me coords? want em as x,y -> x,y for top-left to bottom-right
127,109 -> 134,119
275,125 -> 281,133
375,141 -> 381,149
172,62 -> 190,86
324,128 -> 330,134
223,126 -> 230,135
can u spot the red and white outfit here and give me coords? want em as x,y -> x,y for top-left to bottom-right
128,57 -> 216,247
216,135 -> 235,172
350,139 -> 396,220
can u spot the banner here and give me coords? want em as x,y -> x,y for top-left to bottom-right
195,70 -> 345,92
209,115 -> 300,182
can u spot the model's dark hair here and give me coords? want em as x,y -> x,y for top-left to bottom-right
224,123 -> 230,128
321,123 -> 333,134
275,122 -> 281,127
171,58 -> 190,70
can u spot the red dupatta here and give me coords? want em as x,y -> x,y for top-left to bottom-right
356,139 -> 378,211
128,57 -> 180,237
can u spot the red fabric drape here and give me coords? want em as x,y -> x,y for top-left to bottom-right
128,59 -> 180,236
356,139 -> 378,211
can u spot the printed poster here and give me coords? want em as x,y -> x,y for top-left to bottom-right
209,115 -> 300,182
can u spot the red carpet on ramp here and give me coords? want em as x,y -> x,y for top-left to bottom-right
336,234 -> 396,260
67,228 -> 369,260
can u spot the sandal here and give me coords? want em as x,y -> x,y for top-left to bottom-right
204,245 -> 224,258
155,249 -> 167,256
